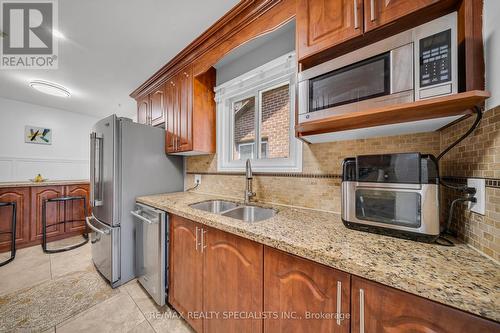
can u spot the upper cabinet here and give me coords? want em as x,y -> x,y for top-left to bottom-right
150,88 -> 166,126
297,0 -> 363,60
137,95 -> 150,125
136,65 -> 215,155
296,0 -> 453,62
364,0 -> 440,32
164,65 -> 216,155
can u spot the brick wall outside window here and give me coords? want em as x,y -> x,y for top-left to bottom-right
233,84 -> 290,159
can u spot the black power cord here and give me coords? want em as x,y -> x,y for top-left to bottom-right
433,106 -> 483,246
437,106 -> 483,192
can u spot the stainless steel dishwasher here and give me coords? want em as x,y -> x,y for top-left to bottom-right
131,202 -> 167,306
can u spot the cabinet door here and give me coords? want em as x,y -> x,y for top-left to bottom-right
63,184 -> 90,233
203,227 -> 263,333
150,88 -> 166,126
264,247 -> 350,333
30,186 -> 65,241
169,215 -> 203,332
177,67 -> 193,152
165,79 -> 178,153
364,0 -> 439,32
297,0 -> 363,60
137,96 -> 150,125
0,187 -> 30,252
351,276 -> 499,333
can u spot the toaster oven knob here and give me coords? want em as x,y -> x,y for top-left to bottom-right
306,115 -> 310,119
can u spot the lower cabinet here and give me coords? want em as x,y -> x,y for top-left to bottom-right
169,214 -> 499,333
0,184 -> 90,253
169,214 -> 263,333
350,276 -> 500,333
30,185 -> 65,241
169,215 -> 204,332
264,247 -> 350,333
203,226 -> 263,333
0,187 -> 30,252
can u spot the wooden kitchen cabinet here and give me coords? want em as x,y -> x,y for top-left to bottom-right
30,185 -> 65,241
150,88 -> 166,126
296,0 -> 363,60
137,95 -> 150,125
137,88 -> 166,127
0,187 -> 30,252
203,226 -> 263,333
264,247 -> 350,333
169,215 -> 263,333
165,65 -> 216,155
63,184 -> 90,233
351,276 -> 499,333
169,215 -> 204,333
364,0 -> 440,32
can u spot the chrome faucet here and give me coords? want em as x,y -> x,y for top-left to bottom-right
244,159 -> 256,204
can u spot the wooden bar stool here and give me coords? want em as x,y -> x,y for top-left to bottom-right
42,196 -> 89,253
0,201 -> 16,266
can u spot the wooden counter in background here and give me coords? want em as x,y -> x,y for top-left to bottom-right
0,180 -> 90,253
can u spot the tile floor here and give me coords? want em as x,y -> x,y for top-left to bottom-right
0,238 -> 193,333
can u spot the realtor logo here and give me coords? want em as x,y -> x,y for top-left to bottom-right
1,0 -> 58,69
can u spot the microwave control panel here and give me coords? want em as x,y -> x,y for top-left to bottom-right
419,29 -> 451,88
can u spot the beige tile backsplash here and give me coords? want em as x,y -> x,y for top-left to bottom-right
186,106 -> 500,260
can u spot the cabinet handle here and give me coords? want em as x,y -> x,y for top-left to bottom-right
353,0 -> 359,29
195,226 -> 199,251
184,72 -> 189,77
201,229 -> 207,252
360,289 -> 365,333
336,281 -> 342,326
370,0 -> 375,22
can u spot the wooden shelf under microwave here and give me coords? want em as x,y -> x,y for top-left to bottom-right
295,90 -> 490,138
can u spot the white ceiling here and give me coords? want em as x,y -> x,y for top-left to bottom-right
0,0 -> 239,118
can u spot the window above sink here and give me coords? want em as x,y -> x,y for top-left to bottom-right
215,52 -> 302,173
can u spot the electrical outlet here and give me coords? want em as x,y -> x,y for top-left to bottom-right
194,174 -> 202,185
467,178 -> 485,215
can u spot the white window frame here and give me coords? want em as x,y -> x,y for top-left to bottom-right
215,52 -> 302,173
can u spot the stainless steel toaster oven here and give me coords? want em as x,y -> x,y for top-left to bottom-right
341,153 -> 440,242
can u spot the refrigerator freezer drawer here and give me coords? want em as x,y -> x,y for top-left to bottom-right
86,215 -> 120,285
132,203 -> 166,306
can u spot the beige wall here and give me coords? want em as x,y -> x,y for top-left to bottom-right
186,131 -> 441,212
440,106 -> 500,260
187,107 -> 500,260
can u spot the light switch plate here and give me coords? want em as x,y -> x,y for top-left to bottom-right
194,174 -> 202,185
467,178 -> 485,215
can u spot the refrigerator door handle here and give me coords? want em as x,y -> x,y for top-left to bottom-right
90,132 -> 104,207
89,132 -> 96,206
86,215 -> 109,235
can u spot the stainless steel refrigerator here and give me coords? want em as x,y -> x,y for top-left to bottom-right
86,115 -> 183,288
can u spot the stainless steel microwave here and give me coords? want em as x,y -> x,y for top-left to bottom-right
298,12 -> 457,124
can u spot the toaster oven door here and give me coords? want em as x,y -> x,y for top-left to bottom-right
355,189 -> 421,228
341,182 -> 440,236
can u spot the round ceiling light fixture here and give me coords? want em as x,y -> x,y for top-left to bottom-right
29,80 -> 71,97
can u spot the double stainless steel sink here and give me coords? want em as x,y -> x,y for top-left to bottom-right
189,200 -> 276,222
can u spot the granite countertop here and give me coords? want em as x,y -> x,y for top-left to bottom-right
0,180 -> 90,188
137,191 -> 500,322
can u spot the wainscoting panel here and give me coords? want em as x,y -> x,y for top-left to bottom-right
0,157 -> 89,182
